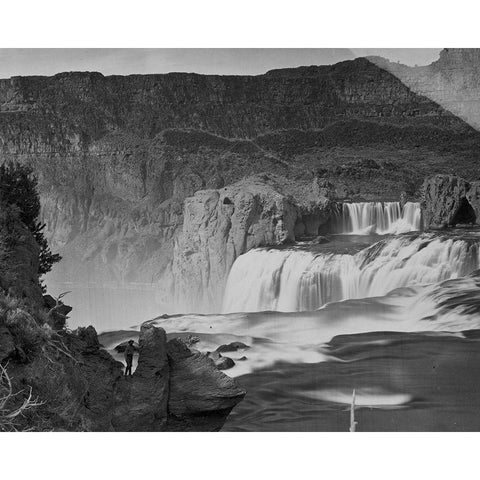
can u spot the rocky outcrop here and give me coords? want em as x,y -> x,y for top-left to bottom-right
172,173 -> 333,312
166,339 -> 244,430
112,324 -> 170,431
422,174 -> 480,228
1,316 -> 245,431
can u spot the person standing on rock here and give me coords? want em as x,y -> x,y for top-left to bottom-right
124,340 -> 136,376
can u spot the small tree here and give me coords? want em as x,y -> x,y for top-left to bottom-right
0,162 -> 61,289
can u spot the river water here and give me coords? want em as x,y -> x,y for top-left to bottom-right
76,201 -> 480,430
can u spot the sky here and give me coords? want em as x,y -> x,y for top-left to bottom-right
0,48 -> 442,78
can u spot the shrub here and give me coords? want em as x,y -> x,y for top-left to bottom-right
0,162 -> 61,289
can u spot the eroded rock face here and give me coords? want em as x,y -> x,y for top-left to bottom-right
166,339 -> 245,431
112,324 -> 169,431
0,204 -> 43,306
172,174 -> 333,312
2,319 -> 244,431
422,174 -> 480,228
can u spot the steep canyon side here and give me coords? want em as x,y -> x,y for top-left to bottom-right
1,50 -> 480,318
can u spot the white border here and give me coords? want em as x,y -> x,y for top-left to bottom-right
1,0 -> 480,478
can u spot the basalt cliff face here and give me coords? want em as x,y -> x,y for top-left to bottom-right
371,49 -> 480,131
173,173 -> 334,311
2,50 -> 480,320
422,174 -> 480,228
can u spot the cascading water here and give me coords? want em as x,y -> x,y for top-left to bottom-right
222,234 -> 480,313
334,201 -> 422,234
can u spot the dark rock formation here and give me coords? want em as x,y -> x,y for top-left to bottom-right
422,174 -> 480,228
166,339 -> 245,430
0,324 -> 15,361
216,341 -> 250,353
214,356 -> 235,371
207,350 -> 236,370
0,317 -> 245,431
43,294 -> 73,330
113,324 -> 169,431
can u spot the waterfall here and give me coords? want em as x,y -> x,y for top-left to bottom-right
334,201 -> 421,235
222,234 -> 480,313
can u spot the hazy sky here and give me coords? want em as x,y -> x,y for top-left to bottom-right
0,48 -> 442,78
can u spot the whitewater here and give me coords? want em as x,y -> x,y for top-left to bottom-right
104,200 -> 480,430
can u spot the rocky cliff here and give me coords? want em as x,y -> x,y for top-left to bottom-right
0,196 -> 244,431
422,174 -> 480,228
173,173 -> 333,311
2,51 -> 480,321
1,316 -> 245,431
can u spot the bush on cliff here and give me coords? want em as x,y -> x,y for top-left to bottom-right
0,162 -> 61,289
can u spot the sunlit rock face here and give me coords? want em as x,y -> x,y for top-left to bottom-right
172,174 -> 334,312
370,48 -> 480,131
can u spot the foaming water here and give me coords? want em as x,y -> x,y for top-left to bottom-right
147,272 -> 480,376
223,234 -> 480,313
334,201 -> 421,235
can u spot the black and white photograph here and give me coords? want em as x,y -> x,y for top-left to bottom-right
1,2 -> 480,476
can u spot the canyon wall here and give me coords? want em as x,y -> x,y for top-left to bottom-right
173,174 -> 333,311
1,50 -> 480,322
371,49 -> 480,131
422,174 -> 480,228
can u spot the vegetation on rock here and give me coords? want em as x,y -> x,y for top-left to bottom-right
0,162 -> 61,291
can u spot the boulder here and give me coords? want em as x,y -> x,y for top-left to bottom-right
207,350 -> 236,370
216,341 -> 250,353
75,325 -> 101,353
166,339 -> 246,431
215,356 -> 235,370
112,324 -> 169,431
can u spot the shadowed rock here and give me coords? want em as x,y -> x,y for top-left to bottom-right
216,341 -> 250,353
112,324 -> 169,431
422,174 -> 480,228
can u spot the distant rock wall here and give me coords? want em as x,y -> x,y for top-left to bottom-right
2,52 -> 480,320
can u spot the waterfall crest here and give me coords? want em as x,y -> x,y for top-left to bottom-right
334,201 -> 421,234
222,234 -> 480,313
